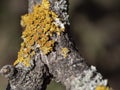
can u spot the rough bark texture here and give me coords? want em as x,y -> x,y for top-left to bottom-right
0,0 -> 111,90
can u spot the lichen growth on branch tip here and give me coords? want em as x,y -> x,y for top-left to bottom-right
96,86 -> 112,90
14,0 -> 65,67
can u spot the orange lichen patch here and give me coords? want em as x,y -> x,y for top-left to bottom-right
61,47 -> 69,58
40,40 -> 54,54
13,0 -> 64,67
96,86 -> 112,90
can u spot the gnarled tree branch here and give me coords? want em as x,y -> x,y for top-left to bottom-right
0,0 -> 112,90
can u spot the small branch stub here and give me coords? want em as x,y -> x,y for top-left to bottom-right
0,65 -> 15,79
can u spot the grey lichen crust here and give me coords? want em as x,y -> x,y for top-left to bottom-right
70,66 -> 108,90
50,0 -> 70,25
28,0 -> 42,13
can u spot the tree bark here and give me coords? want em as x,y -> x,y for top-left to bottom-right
0,0 -> 112,90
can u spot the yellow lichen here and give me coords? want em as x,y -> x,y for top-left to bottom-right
61,47 -> 69,58
96,86 -> 112,90
14,0 -> 64,67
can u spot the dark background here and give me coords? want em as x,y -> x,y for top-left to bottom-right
0,0 -> 120,89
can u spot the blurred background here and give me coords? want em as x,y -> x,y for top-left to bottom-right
0,0 -> 120,90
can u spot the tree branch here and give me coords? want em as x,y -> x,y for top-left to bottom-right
0,0 -> 112,90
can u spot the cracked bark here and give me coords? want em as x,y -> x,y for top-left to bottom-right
0,0 -> 111,90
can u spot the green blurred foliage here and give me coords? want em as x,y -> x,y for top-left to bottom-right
0,0 -> 120,90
